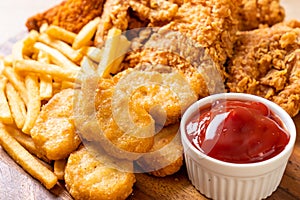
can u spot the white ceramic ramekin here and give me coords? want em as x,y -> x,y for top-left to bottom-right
180,93 -> 296,200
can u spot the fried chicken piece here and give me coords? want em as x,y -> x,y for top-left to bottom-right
94,0 -> 181,47
226,21 -> 300,117
94,68 -> 196,160
136,123 -> 183,177
30,89 -> 81,160
26,0 -> 104,33
94,0 -> 130,47
65,146 -> 136,200
238,0 -> 285,31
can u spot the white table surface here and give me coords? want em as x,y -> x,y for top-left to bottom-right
0,0 -> 299,45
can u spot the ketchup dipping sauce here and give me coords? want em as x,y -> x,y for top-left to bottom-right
180,93 -> 296,200
185,100 -> 290,164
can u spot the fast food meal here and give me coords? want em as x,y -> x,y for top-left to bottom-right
0,0 -> 298,199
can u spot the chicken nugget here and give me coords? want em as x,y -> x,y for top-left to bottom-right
65,146 -> 136,200
136,123 -> 183,177
31,89 -> 81,160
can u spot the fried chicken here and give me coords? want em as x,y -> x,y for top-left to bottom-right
30,89 -> 81,160
226,20 -> 300,117
238,0 -> 285,31
26,0 -> 104,33
136,123 -> 183,177
93,68 -> 196,160
65,146 -> 136,200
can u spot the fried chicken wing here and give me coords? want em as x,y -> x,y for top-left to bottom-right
30,89 -> 81,160
226,21 -> 300,117
26,0 -> 104,33
65,146 -> 136,200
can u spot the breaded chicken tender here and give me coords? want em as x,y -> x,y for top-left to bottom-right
94,68 -> 196,160
65,147 -> 136,200
31,89 -> 81,160
26,0 -> 105,33
226,21 -> 300,117
136,123 -> 183,177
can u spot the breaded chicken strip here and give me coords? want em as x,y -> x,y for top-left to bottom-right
238,0 -> 285,31
136,123 -> 183,177
65,146 -> 136,200
26,0 -> 104,33
226,20 -> 300,117
30,89 -> 81,160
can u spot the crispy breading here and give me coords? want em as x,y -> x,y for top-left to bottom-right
238,0 -> 285,31
65,146 -> 136,200
136,123 -> 183,177
93,68 -> 196,160
94,0 -> 130,47
226,21 -> 300,117
30,89 -> 81,160
26,0 -> 104,34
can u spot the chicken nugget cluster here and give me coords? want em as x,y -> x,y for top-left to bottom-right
20,0 -> 296,199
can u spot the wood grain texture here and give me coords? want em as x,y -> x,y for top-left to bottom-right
0,115 -> 299,200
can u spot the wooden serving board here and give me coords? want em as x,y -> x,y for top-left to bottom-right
0,114 -> 299,200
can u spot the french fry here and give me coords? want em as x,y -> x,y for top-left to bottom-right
12,30 -> 39,60
5,125 -> 50,163
34,42 -> 79,70
2,67 -> 28,104
46,25 -> 76,45
5,83 -> 26,129
14,60 -> 79,82
0,76 -> 13,124
3,55 -> 13,66
38,33 -> 83,64
97,28 -> 130,77
37,51 -> 53,100
39,23 -> 49,33
80,46 -> 103,63
22,75 -> 40,134
72,17 -> 101,50
0,123 -> 57,189
54,159 -> 66,180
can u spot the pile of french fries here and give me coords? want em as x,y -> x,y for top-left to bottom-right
0,17 -> 130,189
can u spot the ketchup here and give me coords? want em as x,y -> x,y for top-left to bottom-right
185,100 -> 290,164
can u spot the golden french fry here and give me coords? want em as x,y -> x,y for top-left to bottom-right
5,83 -> 26,129
61,81 -> 75,89
3,55 -> 13,66
5,125 -> 50,163
14,60 -> 79,82
2,67 -> 28,104
39,23 -> 49,33
72,17 -> 101,50
80,46 -> 103,63
34,42 -> 79,70
97,28 -> 130,77
39,33 -> 83,64
0,123 -> 57,189
46,25 -> 76,45
22,75 -> 41,134
37,51 -> 53,100
54,159 -> 66,180
12,30 -> 39,60
0,76 -> 13,124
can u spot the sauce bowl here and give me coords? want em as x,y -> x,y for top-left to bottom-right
180,93 -> 296,200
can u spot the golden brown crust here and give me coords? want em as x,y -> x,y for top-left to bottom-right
30,89 -> 81,160
65,147 -> 136,200
226,21 -> 300,117
238,0 -> 285,31
26,0 -> 104,33
136,123 -> 183,177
